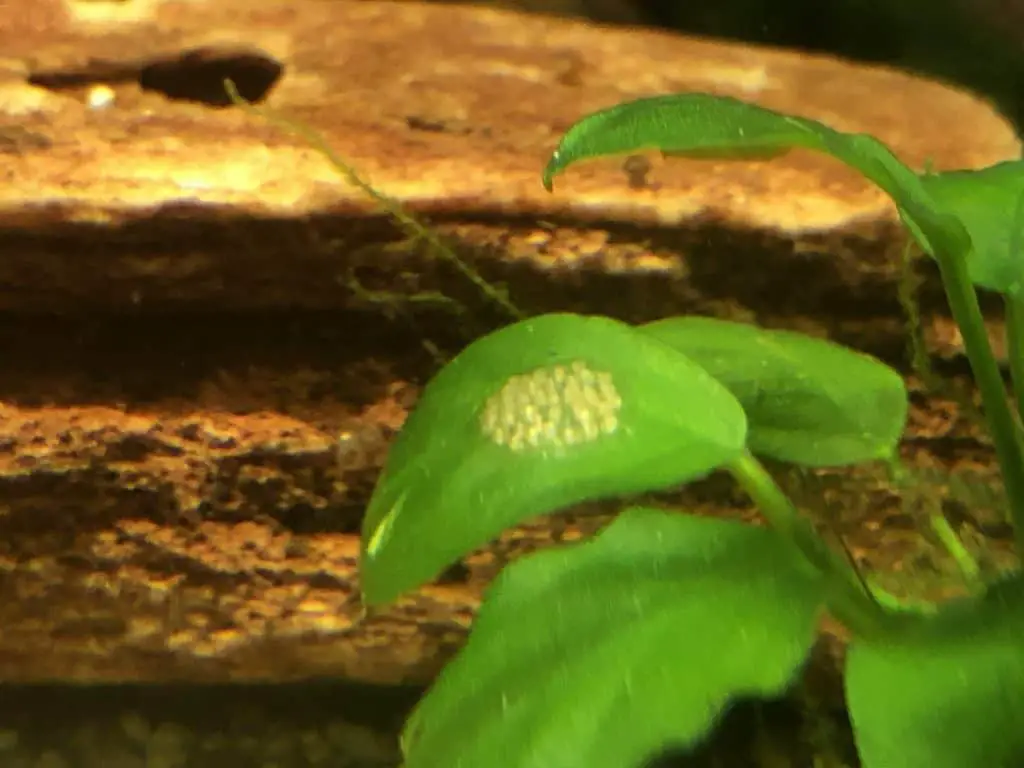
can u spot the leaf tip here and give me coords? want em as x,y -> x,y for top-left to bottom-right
358,556 -> 398,608
541,151 -> 564,192
358,489 -> 411,606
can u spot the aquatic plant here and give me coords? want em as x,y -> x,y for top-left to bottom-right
361,93 -> 1024,767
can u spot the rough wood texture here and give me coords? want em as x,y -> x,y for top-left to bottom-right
0,0 -> 1017,685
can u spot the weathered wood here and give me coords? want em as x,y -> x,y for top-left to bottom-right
0,0 -> 1016,686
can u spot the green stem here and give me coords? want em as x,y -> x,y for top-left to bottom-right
897,240 -> 938,389
929,514 -> 982,585
222,78 -> 523,322
726,451 -> 893,636
886,457 -> 982,586
1004,293 -> 1024,425
934,249 -> 1024,553
1005,187 -> 1024,425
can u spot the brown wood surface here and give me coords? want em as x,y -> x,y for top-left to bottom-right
0,0 -> 1017,687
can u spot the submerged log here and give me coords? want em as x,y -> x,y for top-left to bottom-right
0,0 -> 1016,686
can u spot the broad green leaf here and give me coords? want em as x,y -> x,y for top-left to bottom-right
401,507 -> 827,768
542,93 -> 970,282
640,316 -> 908,466
360,313 -> 747,605
916,161 -> 1024,295
845,572 -> 1024,768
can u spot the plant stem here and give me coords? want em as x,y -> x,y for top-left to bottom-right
897,240 -> 938,389
929,514 -> 983,584
726,451 -> 893,636
885,457 -> 982,585
1006,187 -> 1024,424
934,249 -> 1024,553
1004,293 -> 1024,424
222,78 -> 524,322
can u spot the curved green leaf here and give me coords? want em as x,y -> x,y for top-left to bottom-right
641,316 -> 908,466
401,507 -> 827,768
541,93 -> 821,169
845,573 -> 1024,768
360,313 -> 747,605
542,93 -> 969,283
917,161 -> 1024,295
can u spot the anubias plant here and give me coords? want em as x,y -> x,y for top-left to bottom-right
359,93 -> 1024,767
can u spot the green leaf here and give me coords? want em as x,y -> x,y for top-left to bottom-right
401,507 -> 827,768
845,572 -> 1024,768
542,93 -> 970,283
640,316 -> 908,466
360,313 -> 747,605
916,161 -> 1024,295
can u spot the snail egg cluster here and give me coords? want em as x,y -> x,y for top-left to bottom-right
480,360 -> 622,452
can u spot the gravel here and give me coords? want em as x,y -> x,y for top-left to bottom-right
0,683 -> 409,768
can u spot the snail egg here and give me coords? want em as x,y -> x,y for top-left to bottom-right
480,361 -> 622,452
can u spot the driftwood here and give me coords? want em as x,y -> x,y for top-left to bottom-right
0,0 -> 1017,686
